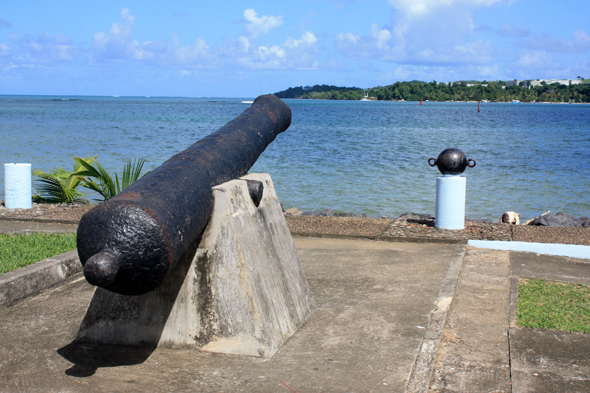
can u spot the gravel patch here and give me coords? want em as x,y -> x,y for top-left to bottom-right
285,215 -> 394,238
513,225 -> 590,246
1,202 -> 589,245
385,220 -> 512,242
0,201 -> 95,223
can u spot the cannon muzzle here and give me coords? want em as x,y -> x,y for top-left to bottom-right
77,94 -> 292,295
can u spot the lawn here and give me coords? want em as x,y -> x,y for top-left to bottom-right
0,233 -> 77,274
517,278 -> 590,333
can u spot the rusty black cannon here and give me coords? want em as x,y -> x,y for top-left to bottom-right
77,94 -> 291,296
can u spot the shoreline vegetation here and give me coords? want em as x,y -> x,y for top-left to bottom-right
274,80 -> 590,103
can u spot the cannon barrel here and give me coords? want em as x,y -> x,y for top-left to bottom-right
77,94 -> 292,295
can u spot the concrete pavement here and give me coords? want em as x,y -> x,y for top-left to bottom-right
1,237 -> 465,392
1,219 -> 590,392
0,219 -> 78,234
509,253 -> 590,393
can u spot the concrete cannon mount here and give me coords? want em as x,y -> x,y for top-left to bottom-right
76,173 -> 315,358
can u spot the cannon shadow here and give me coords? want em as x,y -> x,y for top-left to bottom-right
57,341 -> 156,377
58,237 -> 202,377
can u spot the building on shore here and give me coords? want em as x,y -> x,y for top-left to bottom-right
529,79 -> 582,87
508,79 -> 583,88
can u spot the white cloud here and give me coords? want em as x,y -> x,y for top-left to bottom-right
93,8 -> 156,60
92,8 -> 217,69
521,29 -> 590,53
91,9 -> 318,72
238,31 -> 318,70
337,0 -> 512,66
239,36 -> 249,52
498,23 -> 530,38
285,31 -> 318,48
243,9 -> 284,38
516,50 -> 564,70
337,25 -> 403,60
9,32 -> 77,63
338,32 -> 360,45
387,0 -> 508,17
477,64 -> 498,77
371,24 -> 392,50
251,45 -> 286,68
0,43 -> 10,57
573,57 -> 590,74
379,67 -> 412,81
377,64 -> 476,84
166,38 -> 214,67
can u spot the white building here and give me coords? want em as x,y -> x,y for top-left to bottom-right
529,79 -> 582,87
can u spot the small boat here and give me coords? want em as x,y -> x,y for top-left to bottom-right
241,100 -> 254,104
360,91 -> 370,101
512,99 -> 520,103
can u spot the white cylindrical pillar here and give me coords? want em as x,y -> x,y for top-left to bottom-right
4,163 -> 32,209
435,175 -> 466,230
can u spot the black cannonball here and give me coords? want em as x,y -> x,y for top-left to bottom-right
429,148 -> 475,175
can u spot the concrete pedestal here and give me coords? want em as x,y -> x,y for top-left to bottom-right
435,175 -> 466,230
4,163 -> 32,209
76,173 -> 315,358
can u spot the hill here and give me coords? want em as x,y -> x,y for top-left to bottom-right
275,80 -> 590,103
274,84 -> 363,100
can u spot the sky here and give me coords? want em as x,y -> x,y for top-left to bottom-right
1,0 -> 589,97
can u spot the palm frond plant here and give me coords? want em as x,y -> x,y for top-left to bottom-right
74,157 -> 147,202
32,156 -> 97,203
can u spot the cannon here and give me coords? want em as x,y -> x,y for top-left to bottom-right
77,94 -> 292,296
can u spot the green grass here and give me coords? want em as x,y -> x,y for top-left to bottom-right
517,278 -> 590,333
0,233 -> 77,274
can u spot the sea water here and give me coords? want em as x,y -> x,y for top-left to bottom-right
1,95 -> 589,221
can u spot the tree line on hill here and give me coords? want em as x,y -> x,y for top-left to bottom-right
274,81 -> 590,103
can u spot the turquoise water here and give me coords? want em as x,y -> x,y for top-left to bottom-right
1,95 -> 589,221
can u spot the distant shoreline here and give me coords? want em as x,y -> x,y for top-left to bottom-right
281,98 -> 590,104
274,81 -> 590,103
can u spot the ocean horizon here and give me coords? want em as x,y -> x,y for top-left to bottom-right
1,95 -> 589,221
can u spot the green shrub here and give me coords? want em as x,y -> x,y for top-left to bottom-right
32,156 -> 96,203
75,157 -> 147,202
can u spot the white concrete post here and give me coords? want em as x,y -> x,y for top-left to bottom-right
4,163 -> 32,209
435,175 -> 466,230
